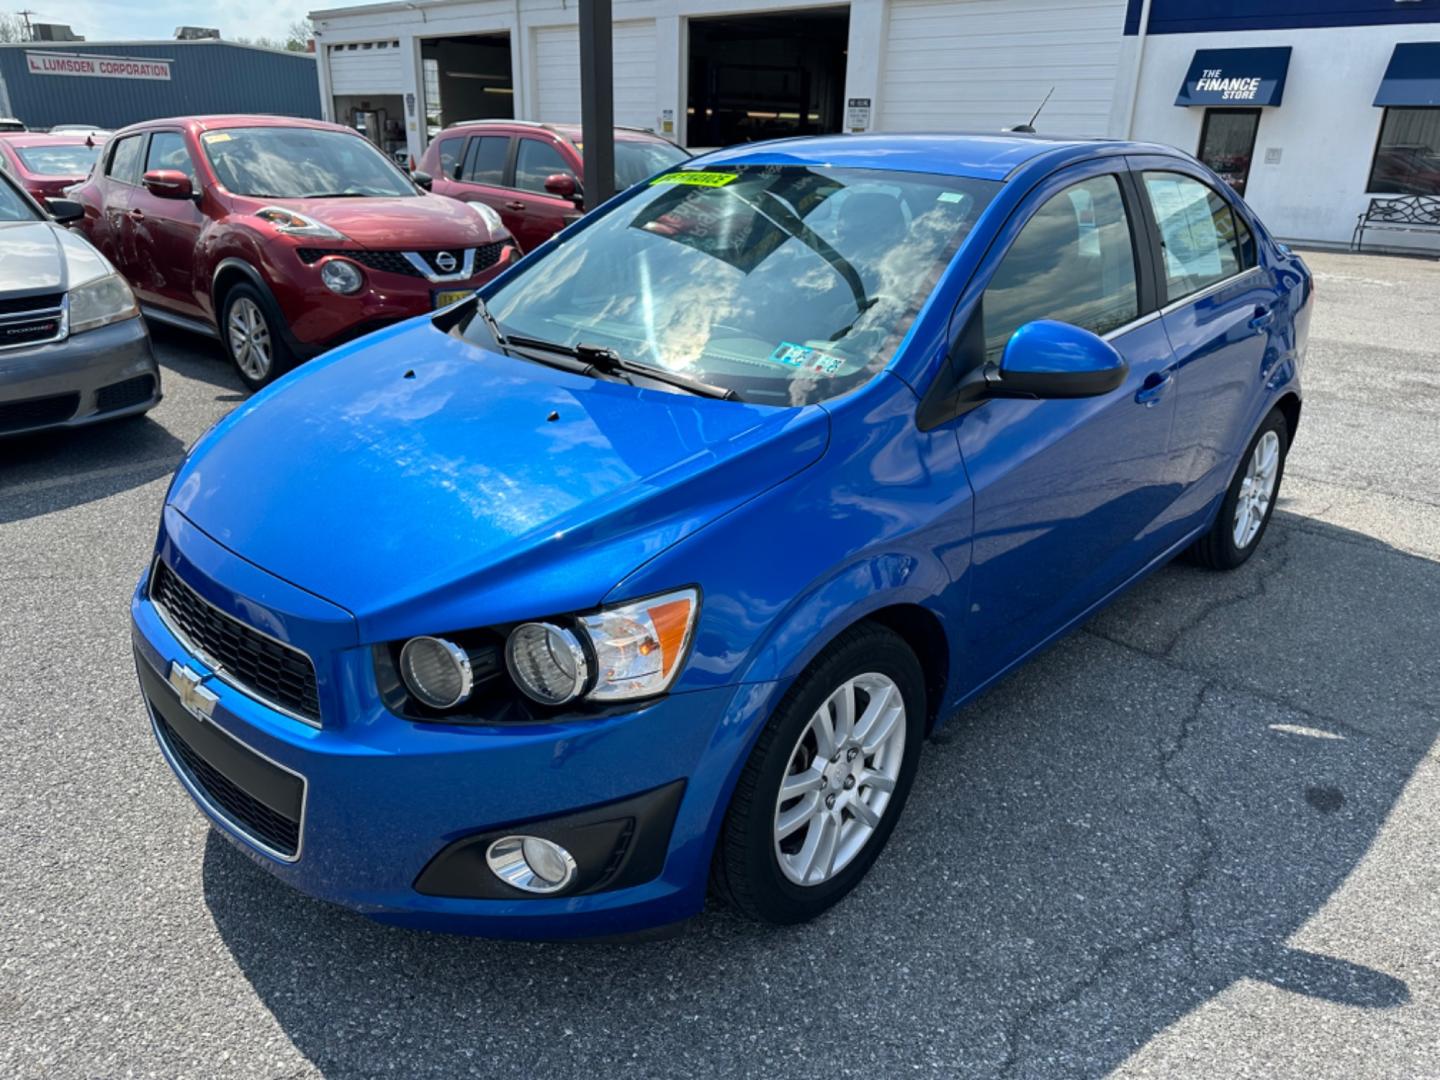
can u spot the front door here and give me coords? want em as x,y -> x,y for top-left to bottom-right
956,167 -> 1184,684
508,134 -> 582,252
1197,108 -> 1261,196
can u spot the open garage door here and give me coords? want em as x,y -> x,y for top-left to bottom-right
420,33 -> 514,139
687,7 -> 849,148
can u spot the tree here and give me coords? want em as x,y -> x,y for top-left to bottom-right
232,19 -> 312,52
0,13 -> 30,43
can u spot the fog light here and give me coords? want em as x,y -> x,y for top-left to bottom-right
320,258 -> 363,295
485,835 -> 577,894
399,635 -> 472,709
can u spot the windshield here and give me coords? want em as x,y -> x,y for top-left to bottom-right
0,176 -> 38,221
614,140 -> 689,189
16,144 -> 99,177
475,165 -> 997,405
200,127 -> 416,199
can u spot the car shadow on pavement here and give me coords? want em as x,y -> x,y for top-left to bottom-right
147,323 -> 248,399
201,507 -> 1437,1078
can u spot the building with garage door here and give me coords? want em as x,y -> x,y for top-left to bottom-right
310,0 -> 1440,249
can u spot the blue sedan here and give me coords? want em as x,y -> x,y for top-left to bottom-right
130,134 -> 1311,937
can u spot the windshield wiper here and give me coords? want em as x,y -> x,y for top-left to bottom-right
300,191 -> 372,198
504,334 -> 737,401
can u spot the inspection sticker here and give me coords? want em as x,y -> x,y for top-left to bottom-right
651,171 -> 738,188
201,132 -> 232,143
769,342 -> 844,376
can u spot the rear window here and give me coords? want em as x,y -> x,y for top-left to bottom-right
614,139 -> 689,189
15,143 -> 100,178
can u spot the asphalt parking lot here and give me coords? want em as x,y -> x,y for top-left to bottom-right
2,248 -> 1438,1079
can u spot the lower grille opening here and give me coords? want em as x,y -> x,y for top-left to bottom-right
95,374 -> 156,414
0,391 -> 79,434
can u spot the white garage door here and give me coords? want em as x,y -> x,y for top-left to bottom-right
879,0 -> 1128,136
533,21 -> 657,128
328,40 -> 406,95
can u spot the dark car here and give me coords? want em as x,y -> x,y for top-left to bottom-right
0,133 -> 104,203
416,120 -> 689,252
68,115 -> 520,390
0,171 -> 160,436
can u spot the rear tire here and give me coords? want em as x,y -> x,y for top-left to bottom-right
711,623 -> 925,925
1187,409 -> 1289,570
221,284 -> 295,392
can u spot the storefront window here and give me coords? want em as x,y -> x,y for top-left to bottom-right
1197,109 -> 1261,196
1368,108 -> 1440,195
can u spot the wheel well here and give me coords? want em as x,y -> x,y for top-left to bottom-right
1274,393 -> 1302,446
862,604 -> 949,733
211,264 -> 257,320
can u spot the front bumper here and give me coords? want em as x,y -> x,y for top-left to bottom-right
131,516 -> 777,938
0,315 -> 160,436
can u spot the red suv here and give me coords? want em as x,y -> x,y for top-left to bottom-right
0,133 -> 103,202
416,121 -> 688,253
69,115 -> 518,389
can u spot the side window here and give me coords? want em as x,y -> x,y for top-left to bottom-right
107,134 -> 146,186
1234,212 -> 1256,271
1141,172 -> 1243,302
982,174 -> 1139,359
144,131 -> 196,183
436,136 -> 464,180
462,136 -> 509,185
515,138 -> 574,194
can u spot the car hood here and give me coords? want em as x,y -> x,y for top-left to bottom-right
0,218 -> 107,294
167,319 -> 828,640
277,193 -> 503,247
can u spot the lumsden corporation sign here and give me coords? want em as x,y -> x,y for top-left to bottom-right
25,51 -> 172,81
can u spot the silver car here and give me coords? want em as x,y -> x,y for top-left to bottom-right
0,170 -> 159,436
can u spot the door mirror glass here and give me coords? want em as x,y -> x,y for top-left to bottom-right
543,172 -> 576,199
412,169 -> 433,191
141,169 -> 193,200
997,320 -> 1128,398
45,197 -> 84,224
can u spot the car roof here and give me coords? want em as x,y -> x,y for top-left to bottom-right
438,119 -> 675,145
693,132 -> 1184,181
112,115 -> 356,136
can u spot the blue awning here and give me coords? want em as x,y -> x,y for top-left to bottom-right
1374,43 -> 1440,107
1175,47 -> 1292,107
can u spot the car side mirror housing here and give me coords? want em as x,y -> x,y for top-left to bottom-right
141,169 -> 194,200
412,170 -> 434,192
995,320 -> 1128,398
544,172 -> 579,202
45,197 -> 84,225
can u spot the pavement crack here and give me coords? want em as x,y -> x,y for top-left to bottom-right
1157,682 -> 1218,969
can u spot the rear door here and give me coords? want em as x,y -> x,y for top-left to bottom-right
1129,157 -> 1275,530
94,131 -> 146,273
126,129 -> 206,316
426,133 -> 468,199
449,133 -> 514,230
508,134 -> 582,251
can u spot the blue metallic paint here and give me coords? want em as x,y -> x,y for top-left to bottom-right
132,134 -> 1311,937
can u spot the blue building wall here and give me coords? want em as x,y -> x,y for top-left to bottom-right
0,41 -> 320,130
1124,0 -> 1440,36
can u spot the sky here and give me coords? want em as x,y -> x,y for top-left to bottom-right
21,0 -> 316,46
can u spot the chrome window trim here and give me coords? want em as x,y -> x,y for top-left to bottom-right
141,659 -> 308,864
1159,265 -> 1266,316
401,247 -> 477,283
0,297 -> 68,352
1102,309 -> 1162,341
148,558 -> 323,729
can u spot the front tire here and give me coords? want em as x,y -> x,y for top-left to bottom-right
1188,408 -> 1289,570
221,284 -> 295,392
711,623 -> 925,925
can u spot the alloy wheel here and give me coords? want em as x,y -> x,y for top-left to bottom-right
772,672 -> 907,887
227,297 -> 273,382
1233,429 -> 1281,549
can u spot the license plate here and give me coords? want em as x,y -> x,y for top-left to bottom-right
433,289 -> 472,309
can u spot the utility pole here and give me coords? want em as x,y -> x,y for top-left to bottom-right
577,0 -> 615,209
16,9 -> 35,41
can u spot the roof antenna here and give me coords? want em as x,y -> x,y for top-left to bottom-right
1008,87 -> 1054,134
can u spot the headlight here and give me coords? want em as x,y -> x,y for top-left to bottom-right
578,589 -> 698,701
468,200 -> 505,235
506,622 -> 589,706
68,272 -> 138,334
320,258 -> 364,295
254,205 -> 344,240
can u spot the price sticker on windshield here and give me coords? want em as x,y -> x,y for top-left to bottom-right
651,172 -> 738,188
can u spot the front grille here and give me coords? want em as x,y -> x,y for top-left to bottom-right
156,713 -> 301,857
0,391 -> 79,434
472,240 -> 505,271
0,292 -> 63,315
296,246 -> 503,278
95,374 -> 156,414
151,561 -> 322,723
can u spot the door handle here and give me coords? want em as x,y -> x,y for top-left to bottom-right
1248,305 -> 1273,330
127,208 -> 145,221
1135,370 -> 1173,407
504,200 -> 526,211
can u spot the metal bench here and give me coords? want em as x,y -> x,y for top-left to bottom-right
1352,195 -> 1440,252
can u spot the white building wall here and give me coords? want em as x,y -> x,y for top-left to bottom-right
1126,23 -> 1440,248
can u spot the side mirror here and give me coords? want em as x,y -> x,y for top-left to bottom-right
995,320 -> 1128,398
141,169 -> 193,200
544,172 -> 578,202
412,170 -> 433,191
45,197 -> 84,225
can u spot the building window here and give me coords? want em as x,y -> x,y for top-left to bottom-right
1368,108 -> 1440,195
1197,109 -> 1261,197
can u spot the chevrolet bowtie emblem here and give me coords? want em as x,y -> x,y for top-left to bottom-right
168,661 -> 219,721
